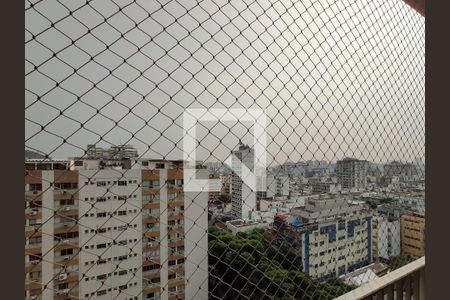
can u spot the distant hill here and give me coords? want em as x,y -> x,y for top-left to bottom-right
25,150 -> 45,159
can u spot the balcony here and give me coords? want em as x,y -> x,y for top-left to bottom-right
335,257 -> 425,300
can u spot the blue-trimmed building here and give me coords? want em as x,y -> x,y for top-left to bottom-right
273,195 -> 372,280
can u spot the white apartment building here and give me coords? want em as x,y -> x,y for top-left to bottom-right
231,144 -> 256,220
266,173 -> 290,198
372,216 -> 401,262
274,196 -> 372,280
25,157 -> 209,300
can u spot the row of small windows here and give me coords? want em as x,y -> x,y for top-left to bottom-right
404,243 -> 422,250
403,226 -> 422,233
84,209 -> 138,218
84,282 -> 138,298
84,239 -> 139,250
87,180 -> 137,187
84,195 -> 137,202
85,253 -> 139,266
84,267 -> 138,282
404,235 -> 422,241
84,224 -> 138,235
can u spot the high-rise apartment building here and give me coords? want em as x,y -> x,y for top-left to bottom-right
231,143 -> 256,220
336,158 -> 368,190
25,157 -> 208,300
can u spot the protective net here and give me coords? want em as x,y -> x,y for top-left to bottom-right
25,0 -> 425,299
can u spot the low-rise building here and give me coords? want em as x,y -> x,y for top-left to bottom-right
401,211 -> 425,257
226,219 -> 270,234
273,195 -> 372,281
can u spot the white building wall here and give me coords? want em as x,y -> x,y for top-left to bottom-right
377,219 -> 401,260
41,171 -> 54,300
184,169 -> 209,300
78,169 -> 142,300
231,147 -> 256,220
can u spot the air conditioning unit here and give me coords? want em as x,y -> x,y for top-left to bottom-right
30,296 -> 38,300
33,191 -> 38,194
63,190 -> 67,194
62,239 -> 70,244
58,273 -> 68,281
63,224 -> 69,227
30,211 -> 38,216
63,257 -> 70,261
31,261 -> 39,265
63,207 -> 71,212
147,242 -> 153,247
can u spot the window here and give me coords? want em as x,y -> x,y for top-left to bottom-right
29,254 -> 41,261
118,195 -> 127,201
118,270 -> 128,276
118,180 -> 127,186
29,183 -> 42,191
60,199 -> 74,206
58,283 -> 69,290
156,163 -> 165,169
74,160 -> 83,166
54,182 -> 78,189
118,210 -> 127,216
96,181 -> 106,187
60,248 -> 73,256
97,243 -> 106,249
29,237 -> 42,245
97,212 -> 106,218
97,290 -> 107,296
96,197 -> 106,202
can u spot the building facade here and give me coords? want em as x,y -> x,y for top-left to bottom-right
266,173 -> 290,198
372,216 -> 401,262
336,158 -> 368,190
273,196 -> 372,281
231,144 -> 256,220
401,212 -> 425,257
25,158 -> 208,300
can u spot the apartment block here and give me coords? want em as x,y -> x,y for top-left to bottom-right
266,173 -> 290,198
25,157 -> 208,300
401,212 -> 425,257
231,144 -> 256,220
372,216 -> 401,262
273,196 -> 372,281
336,158 -> 368,190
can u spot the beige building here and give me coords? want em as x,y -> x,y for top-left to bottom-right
401,211 -> 425,257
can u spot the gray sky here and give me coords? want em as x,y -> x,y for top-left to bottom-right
25,0 -> 425,166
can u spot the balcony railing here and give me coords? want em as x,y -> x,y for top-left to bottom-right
335,257 -> 425,300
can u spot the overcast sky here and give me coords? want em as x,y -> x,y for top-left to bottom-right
25,0 -> 425,166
